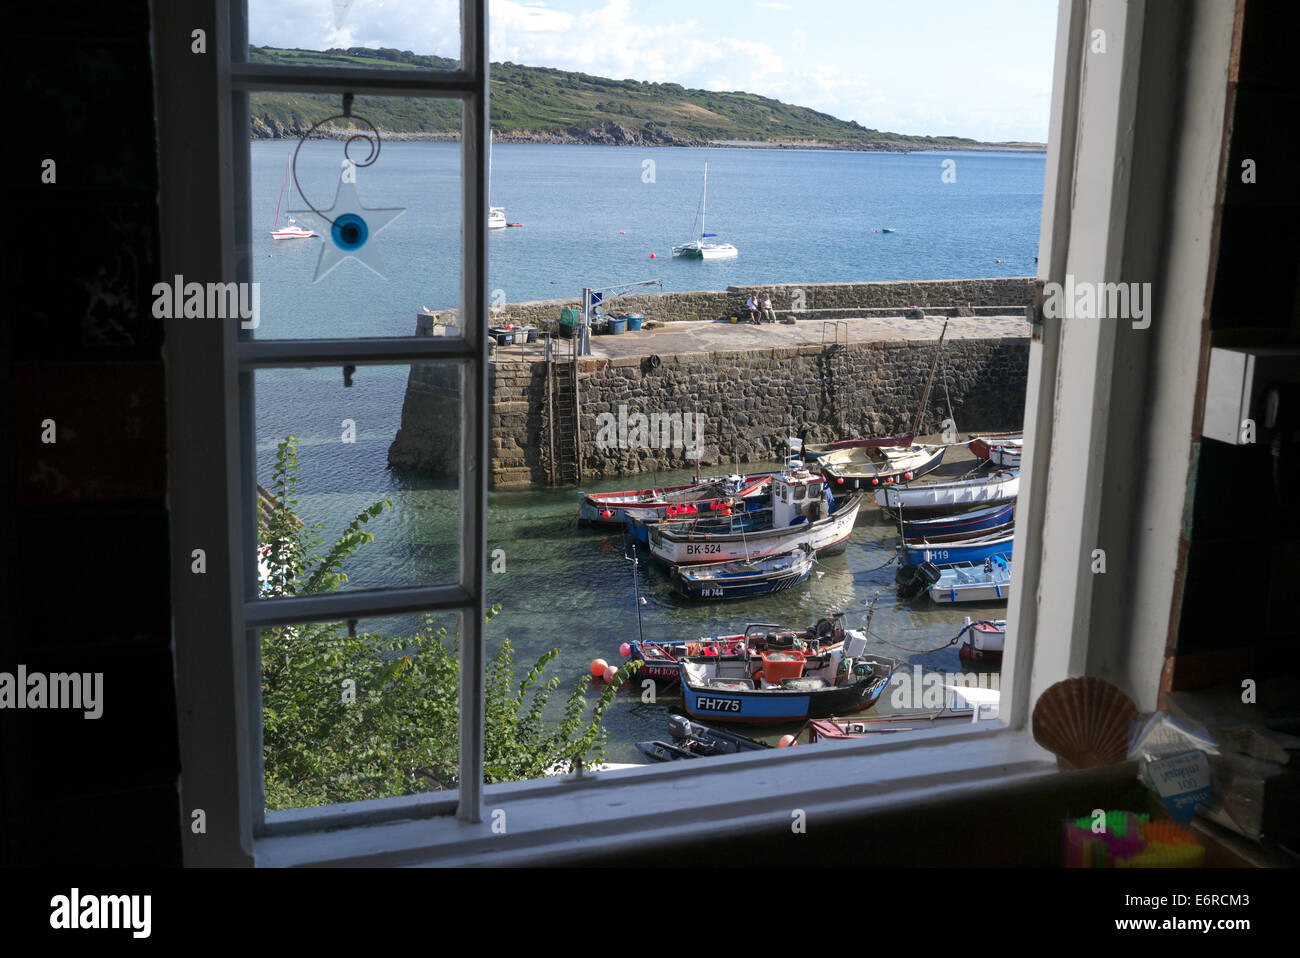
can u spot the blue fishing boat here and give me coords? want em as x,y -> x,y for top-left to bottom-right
678,649 -> 898,725
900,530 -> 1015,567
670,546 -> 814,601
899,502 -> 1014,539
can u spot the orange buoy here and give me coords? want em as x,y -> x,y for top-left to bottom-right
590,658 -> 608,677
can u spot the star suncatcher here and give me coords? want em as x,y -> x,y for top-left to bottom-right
289,170 -> 405,283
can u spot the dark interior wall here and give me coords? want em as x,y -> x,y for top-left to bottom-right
2,2 -> 182,866
1170,0 -> 1300,691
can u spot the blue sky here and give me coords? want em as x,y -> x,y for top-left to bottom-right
250,0 -> 1060,142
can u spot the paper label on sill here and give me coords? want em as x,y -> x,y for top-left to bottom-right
1146,749 -> 1211,824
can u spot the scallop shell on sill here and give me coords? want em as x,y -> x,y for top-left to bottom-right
1031,676 -> 1138,770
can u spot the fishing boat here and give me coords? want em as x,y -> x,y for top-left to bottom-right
818,441 -> 947,490
677,609 -> 898,725
269,153 -> 317,239
926,554 -> 1013,604
647,463 -> 862,565
624,613 -> 858,685
956,617 -> 1007,662
875,469 -> 1019,519
672,163 -> 738,259
636,714 -> 772,762
624,502 -> 766,545
799,432 -> 915,462
817,319 -> 952,490
670,545 -> 814,601
900,529 -> 1015,567
967,430 -> 1022,460
899,502 -> 1015,539
987,439 -> 1023,468
578,473 -> 772,526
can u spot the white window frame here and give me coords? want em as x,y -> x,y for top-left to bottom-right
157,0 -> 1238,867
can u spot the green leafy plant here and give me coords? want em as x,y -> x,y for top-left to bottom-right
259,435 -> 638,810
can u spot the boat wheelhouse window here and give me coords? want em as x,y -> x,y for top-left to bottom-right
793,486 -> 807,501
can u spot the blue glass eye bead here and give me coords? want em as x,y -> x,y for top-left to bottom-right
331,213 -> 369,251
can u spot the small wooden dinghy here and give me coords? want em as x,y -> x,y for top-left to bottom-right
807,710 -> 974,741
987,439 -> 1023,468
875,469 -> 1019,519
818,442 -> 946,490
967,431 -> 1023,460
670,545 -> 814,600
957,617 -> 1007,662
800,431 -> 915,462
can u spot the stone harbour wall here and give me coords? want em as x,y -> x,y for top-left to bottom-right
388,331 -> 1032,488
423,277 -> 1036,330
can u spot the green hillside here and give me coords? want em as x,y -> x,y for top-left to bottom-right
248,46 -> 1040,151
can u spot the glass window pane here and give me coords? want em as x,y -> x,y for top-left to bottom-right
253,362 -> 461,599
245,104 -> 462,340
247,2 -> 460,72
260,610 -> 461,812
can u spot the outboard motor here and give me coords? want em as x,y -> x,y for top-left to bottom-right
896,561 -> 942,599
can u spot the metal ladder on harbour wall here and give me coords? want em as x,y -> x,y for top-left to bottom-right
545,334 -> 582,485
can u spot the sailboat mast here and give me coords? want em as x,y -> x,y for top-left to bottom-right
911,319 -> 950,438
273,152 -> 290,229
489,130 -> 494,207
700,163 -> 708,241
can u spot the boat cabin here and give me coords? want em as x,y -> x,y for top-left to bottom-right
772,461 -> 832,527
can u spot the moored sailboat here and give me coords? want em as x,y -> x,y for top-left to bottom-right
672,163 -> 738,259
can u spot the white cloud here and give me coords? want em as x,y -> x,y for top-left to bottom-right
758,2 -> 790,8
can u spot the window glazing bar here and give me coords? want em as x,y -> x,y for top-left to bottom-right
237,337 -> 476,367
230,62 -> 475,97
243,585 -> 475,628
457,0 -> 490,825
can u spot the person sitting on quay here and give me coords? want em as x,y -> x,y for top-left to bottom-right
745,294 -> 759,325
762,292 -> 776,324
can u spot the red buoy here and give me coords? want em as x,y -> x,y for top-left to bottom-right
650,252 -> 656,258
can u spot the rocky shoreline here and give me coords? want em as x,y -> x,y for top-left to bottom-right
249,116 -> 1044,153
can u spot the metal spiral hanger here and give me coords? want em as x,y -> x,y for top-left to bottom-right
290,93 -> 383,229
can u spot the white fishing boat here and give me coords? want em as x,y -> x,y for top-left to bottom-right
268,153 -> 316,239
927,555 -> 1013,604
987,439 -> 1023,468
967,431 -> 1022,459
956,616 -> 1006,663
876,469 -> 1019,518
672,163 -> 738,259
648,462 -> 862,565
